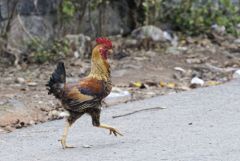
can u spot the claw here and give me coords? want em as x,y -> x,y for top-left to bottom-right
109,128 -> 123,137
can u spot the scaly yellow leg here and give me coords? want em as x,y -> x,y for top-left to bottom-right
59,121 -> 75,149
98,123 -> 123,136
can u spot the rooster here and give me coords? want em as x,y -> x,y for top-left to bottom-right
46,37 -> 122,149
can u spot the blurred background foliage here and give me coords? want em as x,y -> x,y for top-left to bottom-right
0,0 -> 240,64
158,0 -> 240,36
27,38 -> 70,64
59,0 -> 240,35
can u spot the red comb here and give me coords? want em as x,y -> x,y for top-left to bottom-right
96,37 -> 112,48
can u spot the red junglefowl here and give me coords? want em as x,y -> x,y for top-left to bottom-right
46,37 -> 122,149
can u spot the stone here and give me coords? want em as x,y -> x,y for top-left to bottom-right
15,77 -> 25,84
233,69 -> 240,79
131,25 -> 166,41
7,15 -> 54,52
104,87 -> 131,106
77,0 -> 135,37
131,25 -> 178,46
27,82 -> 37,86
190,77 -> 204,88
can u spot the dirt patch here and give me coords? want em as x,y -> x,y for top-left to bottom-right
0,36 -> 240,133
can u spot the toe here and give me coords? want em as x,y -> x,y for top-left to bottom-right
66,145 -> 76,148
115,130 -> 123,136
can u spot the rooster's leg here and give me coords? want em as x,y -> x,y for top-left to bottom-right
59,121 -> 75,149
91,110 -> 123,136
98,123 -> 123,136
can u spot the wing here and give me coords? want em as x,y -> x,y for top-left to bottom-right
62,78 -> 105,111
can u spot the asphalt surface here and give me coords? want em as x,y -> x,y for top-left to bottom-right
1,79 -> 240,161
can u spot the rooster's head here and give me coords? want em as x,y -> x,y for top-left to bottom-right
93,37 -> 113,60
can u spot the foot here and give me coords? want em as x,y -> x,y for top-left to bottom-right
109,128 -> 123,136
98,124 -> 123,137
59,138 -> 75,149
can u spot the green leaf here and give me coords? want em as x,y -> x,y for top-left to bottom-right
62,0 -> 75,17
216,16 -> 229,26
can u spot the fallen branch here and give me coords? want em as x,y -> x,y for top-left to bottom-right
205,63 -> 238,73
112,107 -> 166,119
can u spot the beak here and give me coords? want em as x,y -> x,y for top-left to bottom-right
108,49 -> 113,55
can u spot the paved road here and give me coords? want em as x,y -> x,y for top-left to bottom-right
1,79 -> 240,161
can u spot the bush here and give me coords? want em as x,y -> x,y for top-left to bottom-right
158,0 -> 240,36
27,38 -> 71,64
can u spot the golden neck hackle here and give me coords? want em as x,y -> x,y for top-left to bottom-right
88,45 -> 111,81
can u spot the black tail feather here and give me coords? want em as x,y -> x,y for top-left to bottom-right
46,62 -> 66,99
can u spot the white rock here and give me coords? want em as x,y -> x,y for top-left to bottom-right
191,77 -> 204,86
74,51 -> 79,58
29,120 -> 35,125
163,31 -> 178,47
107,90 -> 130,98
52,110 -> 58,115
59,111 -> 70,117
15,77 -> 25,84
174,67 -> 186,73
82,144 -> 93,148
131,25 -> 178,46
104,88 -> 131,106
233,69 -> 240,79
27,82 -> 37,86
38,101 -> 43,104
211,24 -> 226,35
